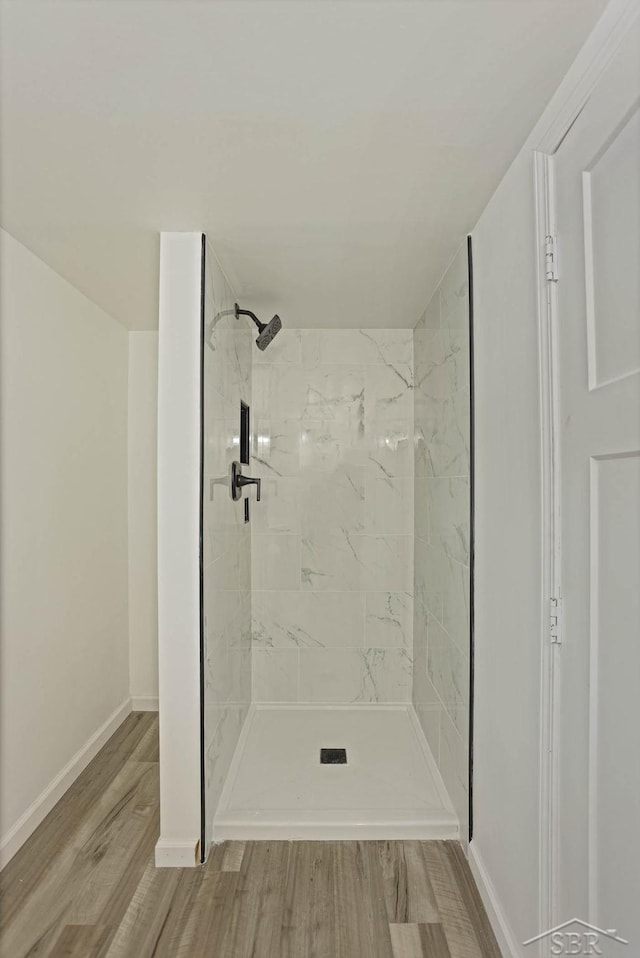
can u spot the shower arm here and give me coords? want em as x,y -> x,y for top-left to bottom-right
234,303 -> 266,334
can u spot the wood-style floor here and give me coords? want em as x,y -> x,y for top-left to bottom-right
0,713 -> 501,958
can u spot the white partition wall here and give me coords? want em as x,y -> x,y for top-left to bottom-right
155,232 -> 203,867
155,233 -> 254,864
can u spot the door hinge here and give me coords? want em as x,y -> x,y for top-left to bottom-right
545,235 -> 559,282
550,596 -> 562,644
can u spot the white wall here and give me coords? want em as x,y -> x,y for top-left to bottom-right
155,232 -> 202,866
467,5 -> 631,954
470,148 -> 543,953
0,229 -> 130,866
128,331 -> 159,708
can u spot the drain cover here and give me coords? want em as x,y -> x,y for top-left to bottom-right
320,748 -> 347,764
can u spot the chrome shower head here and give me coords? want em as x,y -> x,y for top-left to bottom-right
235,303 -> 283,351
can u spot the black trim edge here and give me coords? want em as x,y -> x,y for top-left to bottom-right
198,234 -> 207,863
467,233 -> 476,843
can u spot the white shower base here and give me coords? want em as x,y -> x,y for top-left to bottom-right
212,704 -> 458,841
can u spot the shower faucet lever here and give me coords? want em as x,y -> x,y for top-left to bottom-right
231,460 -> 261,502
237,473 -> 261,502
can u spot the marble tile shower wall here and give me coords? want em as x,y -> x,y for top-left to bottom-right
202,242 -> 252,838
413,243 -> 471,840
251,329 -> 414,704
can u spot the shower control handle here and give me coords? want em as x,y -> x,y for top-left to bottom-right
231,461 -> 261,502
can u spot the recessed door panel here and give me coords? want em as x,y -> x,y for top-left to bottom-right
591,453 -> 640,930
584,105 -> 640,388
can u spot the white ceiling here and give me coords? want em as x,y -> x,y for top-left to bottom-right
0,0 -> 606,330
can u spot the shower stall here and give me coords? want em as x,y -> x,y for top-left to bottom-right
157,233 -> 472,863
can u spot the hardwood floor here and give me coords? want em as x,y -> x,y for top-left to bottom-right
0,713 -> 501,958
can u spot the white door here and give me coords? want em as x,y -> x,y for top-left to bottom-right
552,17 -> 640,940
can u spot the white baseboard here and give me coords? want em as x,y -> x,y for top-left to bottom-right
131,696 -> 159,711
155,837 -> 201,868
0,697 -> 132,870
468,840 -> 521,958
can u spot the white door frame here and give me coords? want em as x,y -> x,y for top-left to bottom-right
532,0 -> 640,937
533,147 -> 562,938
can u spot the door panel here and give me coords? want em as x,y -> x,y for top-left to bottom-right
585,106 -> 640,387
591,452 -> 640,928
553,18 -> 640,931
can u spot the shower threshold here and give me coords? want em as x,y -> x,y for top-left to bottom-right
212,705 -> 458,841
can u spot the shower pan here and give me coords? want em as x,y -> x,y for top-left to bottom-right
200,235 -> 472,852
213,705 -> 457,841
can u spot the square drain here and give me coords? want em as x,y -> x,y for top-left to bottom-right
320,748 -> 347,765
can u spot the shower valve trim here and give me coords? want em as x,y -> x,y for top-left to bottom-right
231,460 -> 261,502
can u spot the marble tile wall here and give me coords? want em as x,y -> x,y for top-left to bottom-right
251,329 -> 414,704
202,242 -> 252,841
413,242 -> 471,840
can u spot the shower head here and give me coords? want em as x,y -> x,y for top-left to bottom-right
234,303 -> 283,351
255,314 -> 282,351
